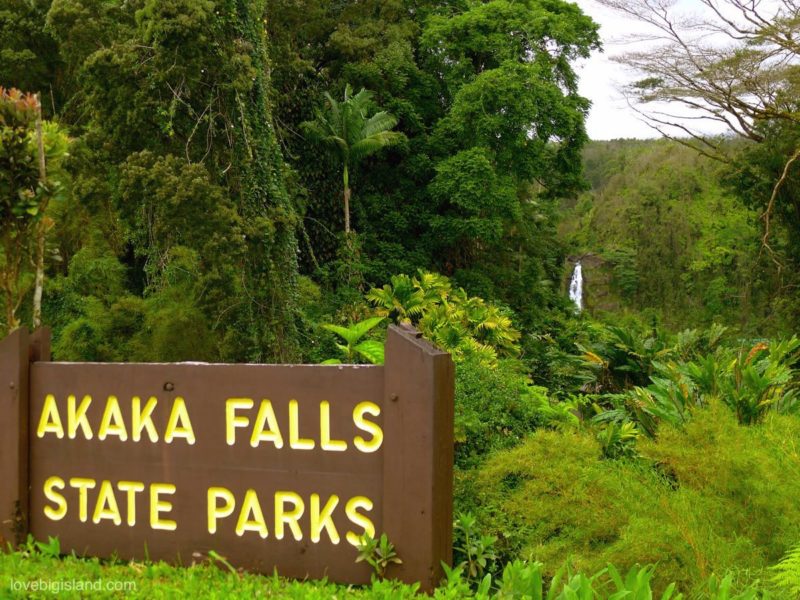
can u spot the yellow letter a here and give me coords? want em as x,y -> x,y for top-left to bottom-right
37,395 -> 64,439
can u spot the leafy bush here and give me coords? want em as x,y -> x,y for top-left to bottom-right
48,243 -> 218,362
576,322 -> 729,395
367,270 -> 521,366
621,336 -> 800,432
454,357 -> 544,469
454,512 -> 497,581
457,403 -> 800,595
578,324 -> 683,393
321,316 -> 386,364
595,420 -> 640,460
355,533 -> 402,579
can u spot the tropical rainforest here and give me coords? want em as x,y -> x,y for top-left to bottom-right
1,0 -> 800,597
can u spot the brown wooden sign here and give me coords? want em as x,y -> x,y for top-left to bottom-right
0,325 -> 454,590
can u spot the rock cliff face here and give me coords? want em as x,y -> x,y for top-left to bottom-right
564,253 -> 620,313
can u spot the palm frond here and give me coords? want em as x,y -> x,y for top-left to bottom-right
362,111 -> 399,138
350,131 -> 405,162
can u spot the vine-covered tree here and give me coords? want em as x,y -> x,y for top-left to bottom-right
39,0 -> 303,361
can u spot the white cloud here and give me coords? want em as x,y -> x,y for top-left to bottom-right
572,0 -> 731,140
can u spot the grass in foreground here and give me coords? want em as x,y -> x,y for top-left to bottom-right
0,547 -> 422,599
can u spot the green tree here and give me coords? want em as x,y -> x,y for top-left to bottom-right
0,88 -> 64,332
301,84 -> 406,235
41,0 -> 302,361
1,88 -> 39,330
269,0 -> 599,332
424,0 -> 599,195
0,0 -> 63,113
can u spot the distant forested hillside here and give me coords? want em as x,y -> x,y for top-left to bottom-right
559,139 -> 796,334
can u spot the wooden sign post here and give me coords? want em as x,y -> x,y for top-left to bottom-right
0,325 -> 454,591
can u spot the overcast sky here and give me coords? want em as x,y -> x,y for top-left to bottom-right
571,0 -> 650,140
571,0 -> 731,140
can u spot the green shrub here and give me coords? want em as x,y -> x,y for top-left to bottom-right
367,270 -> 521,366
622,336 -> 800,432
576,321 -> 728,396
641,404 -> 800,563
458,403 -> 800,595
454,357 -> 544,469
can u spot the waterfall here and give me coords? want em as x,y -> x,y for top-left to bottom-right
569,261 -> 583,311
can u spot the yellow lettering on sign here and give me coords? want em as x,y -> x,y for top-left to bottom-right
43,476 -> 67,521
98,396 -> 128,441
69,477 -> 96,523
225,398 -> 253,445
353,402 -> 383,453
236,489 -> 269,538
117,481 -> 145,526
37,394 -> 64,439
288,400 -> 314,450
92,480 -> 122,526
250,400 -> 283,449
164,397 -> 195,445
345,496 -> 375,547
150,483 -> 177,531
207,487 -> 236,534
319,401 -> 347,452
131,396 -> 159,443
274,491 -> 304,540
310,493 -> 340,544
67,395 -> 92,440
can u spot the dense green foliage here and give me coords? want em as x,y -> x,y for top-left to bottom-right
454,357 -> 545,469
1,0 -> 301,360
267,0 -> 598,328
458,403 -> 800,597
561,140 -> 792,332
3,0 -> 800,597
0,0 -> 601,357
0,538 -> 781,598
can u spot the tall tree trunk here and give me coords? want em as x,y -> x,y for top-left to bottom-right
4,280 -> 17,332
227,0 -> 300,362
344,186 -> 351,234
33,94 -> 47,329
343,163 -> 351,234
3,236 -> 23,332
33,232 -> 45,329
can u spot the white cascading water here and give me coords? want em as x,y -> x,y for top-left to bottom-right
569,261 -> 583,311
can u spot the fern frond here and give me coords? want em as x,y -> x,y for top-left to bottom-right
771,541 -> 800,597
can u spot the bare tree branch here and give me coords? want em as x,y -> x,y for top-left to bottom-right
761,145 -> 800,262
595,0 -> 800,255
